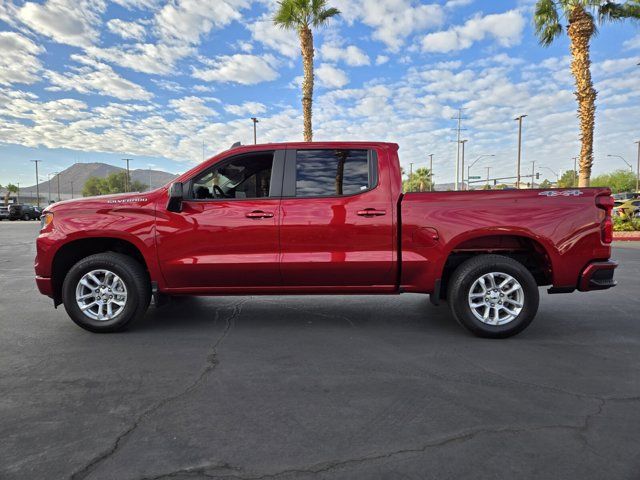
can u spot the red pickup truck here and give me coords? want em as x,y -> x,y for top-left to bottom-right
35,142 -> 617,338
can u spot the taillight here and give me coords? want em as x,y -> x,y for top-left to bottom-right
596,195 -> 614,244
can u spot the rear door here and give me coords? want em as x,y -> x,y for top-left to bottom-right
279,148 -> 395,288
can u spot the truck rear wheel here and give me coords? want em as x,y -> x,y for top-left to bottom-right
62,253 -> 150,333
446,254 -> 539,338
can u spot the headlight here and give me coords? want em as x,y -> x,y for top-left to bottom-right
40,212 -> 53,231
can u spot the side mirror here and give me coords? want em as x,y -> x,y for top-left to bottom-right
167,182 -> 183,213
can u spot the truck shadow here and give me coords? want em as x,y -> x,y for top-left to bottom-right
131,295 -> 461,335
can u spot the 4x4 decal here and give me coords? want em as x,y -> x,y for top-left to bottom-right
538,190 -> 584,197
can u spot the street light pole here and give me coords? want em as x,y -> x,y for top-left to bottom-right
460,140 -> 468,190
572,157 -> 578,187
251,117 -> 259,145
531,160 -> 536,188
56,173 -> 61,201
16,182 -> 20,204
636,141 -> 640,192
540,166 -> 559,184
486,167 -> 491,187
429,154 -> 434,191
122,159 -> 132,192
467,154 -> 495,188
606,154 -> 633,172
31,160 -> 41,207
515,114 -> 527,188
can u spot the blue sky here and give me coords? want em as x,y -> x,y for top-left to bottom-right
0,0 -> 639,188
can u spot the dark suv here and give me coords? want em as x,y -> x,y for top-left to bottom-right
9,204 -> 41,221
0,205 -> 9,221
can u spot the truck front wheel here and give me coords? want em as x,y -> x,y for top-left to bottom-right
446,254 -> 539,338
62,253 -> 151,333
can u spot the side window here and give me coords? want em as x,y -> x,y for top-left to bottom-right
295,149 -> 371,197
190,152 -> 274,200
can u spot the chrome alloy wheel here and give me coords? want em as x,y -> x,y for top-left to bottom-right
75,269 -> 128,321
468,272 -> 524,326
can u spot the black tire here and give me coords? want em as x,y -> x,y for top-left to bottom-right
62,252 -> 151,333
22,214 -> 29,221
446,254 -> 539,339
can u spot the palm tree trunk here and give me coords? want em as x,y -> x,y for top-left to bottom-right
299,26 -> 314,142
567,7 -> 596,188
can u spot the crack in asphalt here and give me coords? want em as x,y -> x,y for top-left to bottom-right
69,299 -> 248,480
137,389 -> 640,480
138,417 -> 604,479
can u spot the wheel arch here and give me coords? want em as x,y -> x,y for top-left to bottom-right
51,236 -> 150,305
438,232 -> 555,300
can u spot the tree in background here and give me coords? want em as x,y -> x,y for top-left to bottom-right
2,183 -> 18,205
539,179 -> 553,189
83,172 -> 145,197
591,169 -> 637,193
557,170 -> 578,188
274,0 -> 340,141
403,168 -> 433,192
534,0 -> 639,187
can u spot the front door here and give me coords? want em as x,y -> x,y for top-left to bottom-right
279,148 -> 395,288
156,150 -> 284,289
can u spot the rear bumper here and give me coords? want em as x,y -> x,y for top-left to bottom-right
578,260 -> 617,292
35,276 -> 53,297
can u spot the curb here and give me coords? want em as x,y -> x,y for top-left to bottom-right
613,232 -> 640,242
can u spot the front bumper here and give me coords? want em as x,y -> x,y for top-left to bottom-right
578,260 -> 617,291
35,276 -> 53,297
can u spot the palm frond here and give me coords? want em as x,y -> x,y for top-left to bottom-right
312,7 -> 341,27
598,0 -> 640,23
534,0 -> 564,46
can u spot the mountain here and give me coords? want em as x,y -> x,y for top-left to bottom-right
18,162 -> 178,200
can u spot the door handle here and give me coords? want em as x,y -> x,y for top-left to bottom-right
246,210 -> 274,219
357,208 -> 386,217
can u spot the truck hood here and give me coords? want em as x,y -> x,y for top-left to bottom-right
45,190 -> 162,212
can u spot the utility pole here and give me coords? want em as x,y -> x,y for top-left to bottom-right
636,141 -> 640,192
429,154 -> 434,191
16,182 -> 20,204
572,157 -> 578,187
122,159 -> 132,192
31,160 -> 41,207
251,117 -> 259,145
56,173 -> 61,201
486,167 -> 491,187
460,140 -> 468,190
515,114 -> 527,188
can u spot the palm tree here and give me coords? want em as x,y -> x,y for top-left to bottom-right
3,183 -> 18,205
274,0 -> 340,142
404,168 -> 433,192
534,0 -> 640,187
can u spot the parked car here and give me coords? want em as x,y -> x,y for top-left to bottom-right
35,142 -> 617,338
9,204 -> 41,221
0,205 -> 9,220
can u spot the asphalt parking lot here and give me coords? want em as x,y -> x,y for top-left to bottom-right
1,221 -> 639,480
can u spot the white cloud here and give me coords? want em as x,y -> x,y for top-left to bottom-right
248,14 -> 299,58
316,64 -> 349,89
334,0 -> 445,51
320,43 -> 370,66
422,10 -> 525,53
192,54 -> 279,85
45,55 -> 153,101
154,0 -> 248,45
445,0 -> 473,8
0,32 -> 44,85
375,55 -> 390,66
107,18 -> 146,41
169,96 -> 216,117
623,35 -> 640,50
224,101 -> 266,116
17,0 -> 106,48
86,43 -> 193,75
